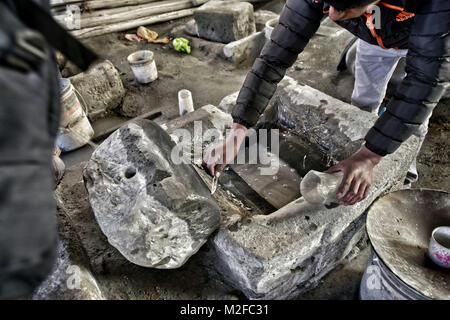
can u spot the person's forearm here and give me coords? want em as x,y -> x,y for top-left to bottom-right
360,145 -> 382,166
231,122 -> 248,132
228,123 -> 248,148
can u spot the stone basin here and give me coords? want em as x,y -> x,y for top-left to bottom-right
203,77 -> 419,299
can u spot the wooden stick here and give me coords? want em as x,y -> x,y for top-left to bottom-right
79,0 -> 208,29
84,0 -> 161,11
71,8 -> 195,38
92,111 -> 162,142
51,0 -> 84,7
82,0 -> 191,18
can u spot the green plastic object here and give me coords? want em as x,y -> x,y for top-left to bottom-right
173,37 -> 191,54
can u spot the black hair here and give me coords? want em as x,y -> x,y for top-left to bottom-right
326,0 -> 376,11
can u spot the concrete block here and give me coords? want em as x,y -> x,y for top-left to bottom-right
223,31 -> 266,65
194,1 -> 256,43
69,60 -> 125,121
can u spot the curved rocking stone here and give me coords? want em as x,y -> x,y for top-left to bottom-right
83,119 -> 220,269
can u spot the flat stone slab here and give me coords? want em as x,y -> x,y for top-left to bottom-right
84,119 -> 220,269
194,1 -> 256,43
223,31 -> 266,65
209,78 -> 419,299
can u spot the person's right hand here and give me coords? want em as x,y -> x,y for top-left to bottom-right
202,123 -> 247,177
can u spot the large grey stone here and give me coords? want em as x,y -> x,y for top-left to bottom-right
42,163 -> 238,300
83,120 -> 221,269
209,77 -> 419,299
194,1 -> 256,44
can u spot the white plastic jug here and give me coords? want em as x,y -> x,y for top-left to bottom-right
300,170 -> 344,205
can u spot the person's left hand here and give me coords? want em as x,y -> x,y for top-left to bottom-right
326,146 -> 382,206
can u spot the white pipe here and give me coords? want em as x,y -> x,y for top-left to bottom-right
178,89 -> 194,116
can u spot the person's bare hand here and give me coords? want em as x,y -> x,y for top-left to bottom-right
202,123 -> 247,177
326,146 -> 382,206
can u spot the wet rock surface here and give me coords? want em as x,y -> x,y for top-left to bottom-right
84,120 -> 220,269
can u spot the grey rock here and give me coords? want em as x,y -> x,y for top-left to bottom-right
83,120 -> 221,269
209,78 -> 419,299
261,76 -> 375,161
165,105 -> 232,136
218,77 -> 294,114
70,60 -> 125,121
184,19 -> 199,37
52,150 -> 65,186
194,1 -> 256,44
223,31 -> 266,66
165,105 -> 233,166
218,91 -> 239,114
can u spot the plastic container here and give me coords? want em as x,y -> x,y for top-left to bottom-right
178,89 -> 194,116
127,50 -> 158,84
265,18 -> 278,41
428,226 -> 450,269
56,78 -> 94,152
300,170 -> 343,205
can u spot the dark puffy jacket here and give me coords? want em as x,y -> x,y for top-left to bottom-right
232,0 -> 450,156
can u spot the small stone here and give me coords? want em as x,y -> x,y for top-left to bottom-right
218,91 -> 239,114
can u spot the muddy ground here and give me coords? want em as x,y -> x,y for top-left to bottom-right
58,14 -> 449,300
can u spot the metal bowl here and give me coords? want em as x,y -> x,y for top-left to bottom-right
366,189 -> 450,300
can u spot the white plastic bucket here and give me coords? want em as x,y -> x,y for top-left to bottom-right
127,50 -> 158,84
178,89 -> 194,116
265,18 -> 278,41
56,78 -> 94,152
